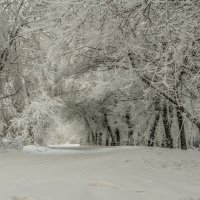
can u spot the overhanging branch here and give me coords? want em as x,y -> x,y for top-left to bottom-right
0,86 -> 23,101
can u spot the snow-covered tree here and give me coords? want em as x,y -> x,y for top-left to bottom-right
44,0 -> 200,149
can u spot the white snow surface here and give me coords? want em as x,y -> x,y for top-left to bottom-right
23,144 -> 81,154
0,145 -> 200,200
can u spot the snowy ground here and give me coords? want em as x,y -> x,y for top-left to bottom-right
0,146 -> 200,200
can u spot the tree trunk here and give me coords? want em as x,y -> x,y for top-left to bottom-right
127,130 -> 133,145
94,132 -> 98,145
115,128 -> 120,146
176,106 -> 187,150
104,113 -> 115,146
162,103 -> 173,148
97,132 -> 103,146
148,112 -> 160,146
125,109 -> 134,145
106,132 -> 109,146
83,116 -> 95,144
148,98 -> 160,147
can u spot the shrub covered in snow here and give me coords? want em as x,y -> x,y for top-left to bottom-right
0,138 -> 23,151
9,93 -> 62,145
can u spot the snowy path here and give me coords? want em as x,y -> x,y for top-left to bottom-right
0,146 -> 200,200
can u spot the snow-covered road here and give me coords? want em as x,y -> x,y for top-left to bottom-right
0,146 -> 200,200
